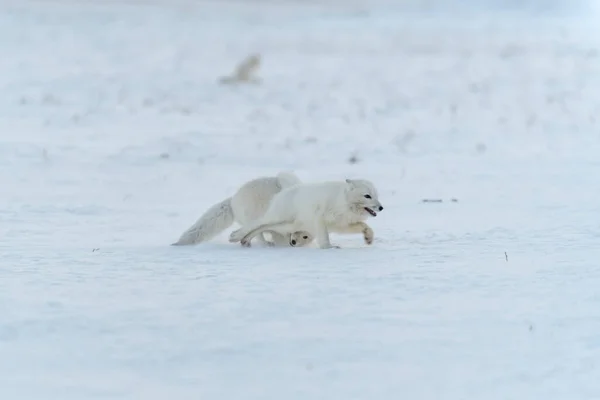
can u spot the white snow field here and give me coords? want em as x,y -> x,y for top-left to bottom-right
2,0 -> 600,398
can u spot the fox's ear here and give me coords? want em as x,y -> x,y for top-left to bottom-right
345,178 -> 355,187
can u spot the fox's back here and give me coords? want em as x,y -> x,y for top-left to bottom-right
231,176 -> 280,223
279,181 -> 346,210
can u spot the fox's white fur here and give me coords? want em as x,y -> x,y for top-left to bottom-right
172,172 -> 313,247
219,53 -> 262,85
229,178 -> 383,249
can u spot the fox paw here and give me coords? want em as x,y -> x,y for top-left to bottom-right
363,227 -> 374,245
240,238 -> 252,247
229,230 -> 243,243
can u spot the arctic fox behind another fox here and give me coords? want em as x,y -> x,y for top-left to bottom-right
172,172 -> 313,247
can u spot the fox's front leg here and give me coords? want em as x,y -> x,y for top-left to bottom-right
314,220 -> 340,249
332,222 -> 374,245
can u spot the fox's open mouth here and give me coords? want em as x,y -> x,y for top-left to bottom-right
364,207 -> 377,217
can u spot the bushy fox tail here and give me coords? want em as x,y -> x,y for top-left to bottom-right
171,197 -> 234,246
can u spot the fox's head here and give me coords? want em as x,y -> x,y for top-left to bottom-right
345,178 -> 384,218
289,231 -> 313,247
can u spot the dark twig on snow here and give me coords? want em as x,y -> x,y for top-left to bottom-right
421,198 -> 459,203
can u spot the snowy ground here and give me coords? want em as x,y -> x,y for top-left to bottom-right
2,0 -> 600,399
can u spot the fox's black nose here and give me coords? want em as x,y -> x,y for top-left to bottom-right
378,206 -> 383,211
291,240 -> 297,246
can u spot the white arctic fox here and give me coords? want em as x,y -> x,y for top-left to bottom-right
172,172 -> 314,247
229,178 -> 383,249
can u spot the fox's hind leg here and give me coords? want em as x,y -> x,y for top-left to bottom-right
239,222 -> 294,247
253,232 -> 276,247
246,231 -> 289,247
235,232 -> 271,247
268,231 -> 292,247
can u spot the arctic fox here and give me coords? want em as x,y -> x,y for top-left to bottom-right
219,53 -> 262,85
172,172 -> 313,247
229,179 -> 383,249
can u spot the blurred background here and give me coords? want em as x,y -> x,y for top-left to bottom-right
2,0 -> 599,241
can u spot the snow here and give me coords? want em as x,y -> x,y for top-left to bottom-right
2,0 -> 600,398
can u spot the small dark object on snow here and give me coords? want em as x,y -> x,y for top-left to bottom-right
421,198 -> 459,203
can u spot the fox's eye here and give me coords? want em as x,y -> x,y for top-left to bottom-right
364,194 -> 372,199
303,235 -> 308,239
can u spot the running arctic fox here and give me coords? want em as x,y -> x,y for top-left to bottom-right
172,172 -> 313,247
229,178 -> 383,249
